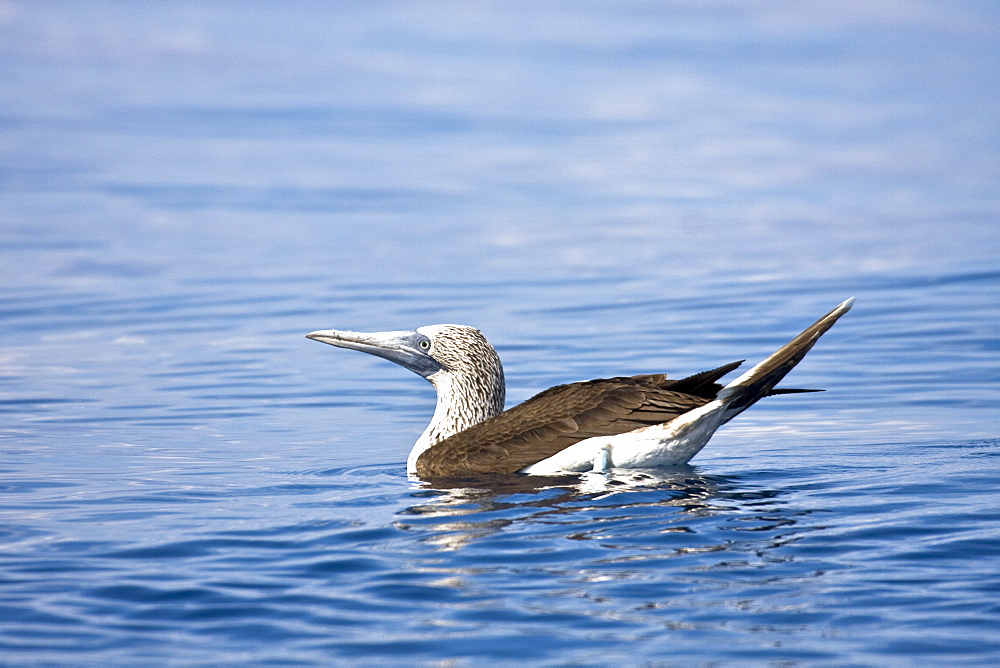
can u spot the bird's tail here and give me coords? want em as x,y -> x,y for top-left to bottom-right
717,298 -> 855,423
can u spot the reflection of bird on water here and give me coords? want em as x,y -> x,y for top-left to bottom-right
396,467 -> 730,552
308,299 -> 853,479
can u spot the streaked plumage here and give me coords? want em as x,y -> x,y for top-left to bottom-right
307,298 -> 854,479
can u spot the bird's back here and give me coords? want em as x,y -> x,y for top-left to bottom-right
414,365 -> 739,477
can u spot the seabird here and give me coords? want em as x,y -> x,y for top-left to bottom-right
307,298 -> 854,478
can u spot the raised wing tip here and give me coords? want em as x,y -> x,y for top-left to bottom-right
818,297 -> 855,324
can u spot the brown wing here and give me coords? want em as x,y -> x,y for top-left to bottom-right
414,372 -> 730,478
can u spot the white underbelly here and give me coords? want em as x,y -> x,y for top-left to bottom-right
520,399 -> 728,475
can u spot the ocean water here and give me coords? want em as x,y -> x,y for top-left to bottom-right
2,1 -> 999,665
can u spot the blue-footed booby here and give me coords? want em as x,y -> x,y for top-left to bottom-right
307,298 -> 854,478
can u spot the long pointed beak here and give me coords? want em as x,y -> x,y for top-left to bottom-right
306,328 -> 443,379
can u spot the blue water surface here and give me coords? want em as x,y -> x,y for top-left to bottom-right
2,2 -> 999,665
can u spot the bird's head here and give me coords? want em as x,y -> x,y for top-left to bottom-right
306,324 -> 502,385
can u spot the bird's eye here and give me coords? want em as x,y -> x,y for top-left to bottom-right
418,339 -> 430,350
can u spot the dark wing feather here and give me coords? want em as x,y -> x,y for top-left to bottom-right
414,375 -> 713,478
659,361 -> 743,397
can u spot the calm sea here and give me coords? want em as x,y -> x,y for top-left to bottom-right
2,2 -> 999,665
